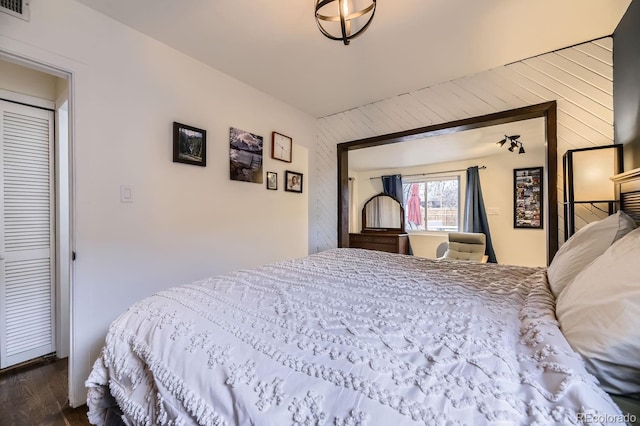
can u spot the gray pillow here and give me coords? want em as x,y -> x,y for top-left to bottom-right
547,211 -> 636,298
556,226 -> 640,396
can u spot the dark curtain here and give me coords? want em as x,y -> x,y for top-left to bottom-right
381,174 -> 414,255
381,174 -> 403,204
464,166 -> 497,263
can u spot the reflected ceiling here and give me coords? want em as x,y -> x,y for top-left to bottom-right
348,117 -> 546,171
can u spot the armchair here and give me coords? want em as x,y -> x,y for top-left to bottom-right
441,232 -> 488,263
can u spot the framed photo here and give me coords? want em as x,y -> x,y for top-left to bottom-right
514,167 -> 543,229
266,171 -> 278,190
272,132 -> 292,163
285,170 -> 303,193
173,122 -> 206,166
229,127 -> 263,183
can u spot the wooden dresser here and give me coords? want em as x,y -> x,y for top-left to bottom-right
349,232 -> 410,255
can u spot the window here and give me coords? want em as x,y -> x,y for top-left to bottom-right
402,177 -> 460,232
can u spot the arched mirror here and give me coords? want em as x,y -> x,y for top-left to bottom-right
362,193 -> 405,232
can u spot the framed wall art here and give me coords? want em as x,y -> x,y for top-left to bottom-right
514,167 -> 543,229
285,170 -> 303,193
266,171 -> 278,190
229,127 -> 263,183
272,132 -> 292,163
173,122 -> 206,166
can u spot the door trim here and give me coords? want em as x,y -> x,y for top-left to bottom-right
0,88 -> 55,111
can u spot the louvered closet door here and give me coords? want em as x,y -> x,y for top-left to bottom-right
0,100 -> 55,369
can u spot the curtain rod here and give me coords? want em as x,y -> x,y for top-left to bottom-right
369,165 -> 486,180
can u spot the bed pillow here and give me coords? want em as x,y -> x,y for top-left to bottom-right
556,226 -> 640,396
547,211 -> 636,298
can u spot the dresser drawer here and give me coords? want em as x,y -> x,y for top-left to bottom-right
350,234 -> 396,245
349,233 -> 409,255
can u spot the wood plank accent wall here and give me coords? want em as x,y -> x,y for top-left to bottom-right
311,38 -> 614,253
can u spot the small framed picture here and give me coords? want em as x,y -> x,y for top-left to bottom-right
285,170 -> 303,193
266,171 -> 278,190
272,132 -> 292,163
514,167 -> 543,229
173,122 -> 206,167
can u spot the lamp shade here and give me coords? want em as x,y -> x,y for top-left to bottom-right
571,146 -> 621,202
562,144 -> 623,239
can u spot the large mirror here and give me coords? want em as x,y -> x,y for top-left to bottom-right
362,193 -> 405,232
337,102 -> 558,265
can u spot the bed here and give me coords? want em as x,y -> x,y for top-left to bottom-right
86,171 -> 640,426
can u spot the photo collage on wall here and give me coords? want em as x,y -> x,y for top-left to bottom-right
514,167 -> 543,229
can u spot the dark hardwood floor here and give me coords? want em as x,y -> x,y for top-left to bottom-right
0,357 -> 91,426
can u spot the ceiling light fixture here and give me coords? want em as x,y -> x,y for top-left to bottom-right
315,0 -> 376,45
497,134 -> 525,154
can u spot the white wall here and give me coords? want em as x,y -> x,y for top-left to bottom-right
0,0 -> 315,406
312,38 -> 615,254
351,144 -> 547,267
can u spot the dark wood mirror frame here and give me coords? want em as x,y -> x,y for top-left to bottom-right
337,101 -> 558,265
361,193 -> 406,232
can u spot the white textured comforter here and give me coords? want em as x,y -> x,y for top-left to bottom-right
86,248 -> 622,425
